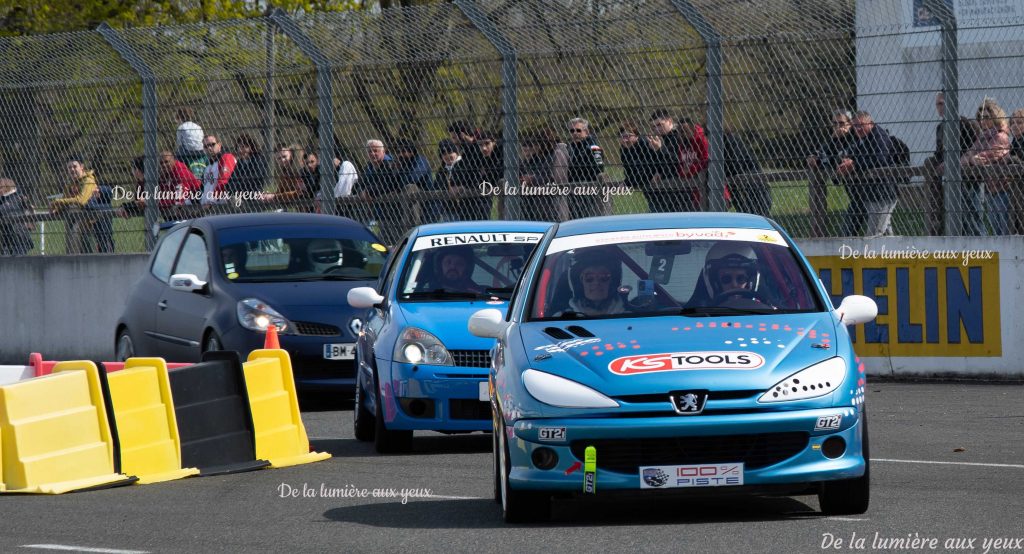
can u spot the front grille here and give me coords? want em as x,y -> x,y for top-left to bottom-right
570,432 -> 809,474
293,321 -> 341,336
450,350 -> 492,368
614,390 -> 761,404
449,399 -> 491,420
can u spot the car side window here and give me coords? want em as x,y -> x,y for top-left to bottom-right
173,232 -> 210,282
151,227 -> 188,283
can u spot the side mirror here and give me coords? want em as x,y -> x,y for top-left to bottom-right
169,273 -> 207,293
348,286 -> 384,309
836,295 -> 878,326
468,308 -> 505,339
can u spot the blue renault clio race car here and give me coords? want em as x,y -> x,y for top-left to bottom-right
468,213 -> 878,522
347,221 -> 552,453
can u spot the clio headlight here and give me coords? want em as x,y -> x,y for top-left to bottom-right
394,327 -> 453,366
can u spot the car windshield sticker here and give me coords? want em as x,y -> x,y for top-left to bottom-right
547,228 -> 787,254
533,337 -> 602,353
412,232 -> 544,252
609,351 -> 766,375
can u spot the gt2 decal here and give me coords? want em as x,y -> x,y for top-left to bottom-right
538,427 -> 566,441
815,414 -> 843,431
608,351 -> 765,375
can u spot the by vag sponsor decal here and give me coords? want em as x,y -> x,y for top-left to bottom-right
412,232 -> 543,251
608,351 -> 765,375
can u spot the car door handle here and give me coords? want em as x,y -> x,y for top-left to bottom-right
157,300 -> 168,309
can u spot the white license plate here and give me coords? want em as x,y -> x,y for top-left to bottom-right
323,343 -> 356,360
639,463 -> 744,489
478,381 -> 490,402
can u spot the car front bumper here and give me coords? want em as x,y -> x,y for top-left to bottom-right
504,406 -> 865,492
381,361 -> 492,431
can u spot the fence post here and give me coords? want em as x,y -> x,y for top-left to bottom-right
264,20 -> 277,196
669,0 -> 726,212
97,23 -> 160,251
455,0 -> 519,219
931,0 -> 961,235
268,9 -> 336,215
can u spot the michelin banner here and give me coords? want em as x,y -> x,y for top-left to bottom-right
798,237 -> 1020,377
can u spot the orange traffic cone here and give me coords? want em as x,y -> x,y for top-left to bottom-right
264,324 -> 281,349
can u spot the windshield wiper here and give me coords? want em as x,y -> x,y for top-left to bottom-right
678,306 -> 776,316
401,289 -> 489,300
291,275 -> 370,281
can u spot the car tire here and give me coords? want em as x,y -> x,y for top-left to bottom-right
373,376 -> 413,454
115,328 -> 135,362
498,416 -> 551,523
492,406 -> 502,504
819,410 -> 870,515
353,368 -> 376,442
203,330 -> 223,354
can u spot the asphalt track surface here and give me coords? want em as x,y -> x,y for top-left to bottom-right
1,382 -> 1022,554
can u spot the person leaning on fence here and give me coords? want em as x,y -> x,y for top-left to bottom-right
225,133 -> 268,204
477,131 -> 503,188
392,139 -> 437,224
200,134 -> 236,209
86,179 -> 114,253
723,126 -> 772,217
834,111 -> 897,237
962,99 -> 1013,236
263,144 -> 308,209
921,92 -> 980,235
50,156 -> 99,254
647,111 -> 708,212
566,117 -> 606,219
618,123 -> 658,210
1008,109 -> 1024,234
355,139 -> 403,244
448,120 -> 483,181
158,150 -> 202,209
0,177 -> 34,256
437,139 -> 488,221
328,154 -> 359,219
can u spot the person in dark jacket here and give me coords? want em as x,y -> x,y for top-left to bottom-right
921,92 -> 979,235
835,111 -> 896,237
617,123 -> 658,208
566,117 -> 605,219
477,130 -> 504,187
724,128 -> 772,217
226,133 -> 268,203
436,139 -> 488,221
354,139 -> 404,244
393,138 -> 438,223
0,178 -> 34,256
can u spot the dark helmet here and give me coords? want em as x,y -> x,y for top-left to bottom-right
569,247 -> 622,300
702,242 -> 760,297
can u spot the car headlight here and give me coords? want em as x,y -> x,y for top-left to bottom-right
237,298 -> 294,334
522,369 -> 619,409
394,327 -> 453,365
758,357 -> 847,403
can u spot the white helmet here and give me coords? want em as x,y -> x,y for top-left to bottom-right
308,239 -> 343,273
702,242 -> 760,297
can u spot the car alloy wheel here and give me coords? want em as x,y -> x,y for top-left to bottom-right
116,330 -> 135,362
353,366 -> 376,442
498,416 -> 551,523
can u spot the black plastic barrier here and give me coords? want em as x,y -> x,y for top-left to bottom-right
168,351 -> 269,475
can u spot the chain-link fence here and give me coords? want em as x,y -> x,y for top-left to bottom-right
2,0 -> 1023,255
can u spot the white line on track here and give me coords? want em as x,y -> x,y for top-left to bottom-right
21,545 -> 149,554
875,458 -> 1024,469
827,517 -> 869,521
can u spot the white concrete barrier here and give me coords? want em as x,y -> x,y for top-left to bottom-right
0,365 -> 34,386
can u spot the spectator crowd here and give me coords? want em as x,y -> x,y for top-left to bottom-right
2,95 -> 1024,254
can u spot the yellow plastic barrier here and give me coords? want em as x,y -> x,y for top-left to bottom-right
0,361 -> 133,494
243,349 -> 330,468
106,358 -> 199,484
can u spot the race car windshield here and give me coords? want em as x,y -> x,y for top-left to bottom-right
528,229 -> 824,321
397,234 -> 542,302
218,235 -> 388,283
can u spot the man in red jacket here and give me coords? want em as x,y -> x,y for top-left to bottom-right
648,111 -> 709,212
200,135 -> 237,208
158,150 -> 202,207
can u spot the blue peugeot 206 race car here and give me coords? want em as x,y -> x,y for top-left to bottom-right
347,221 -> 552,453
468,213 -> 878,522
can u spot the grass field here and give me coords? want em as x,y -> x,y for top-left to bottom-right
23,180 -> 927,255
